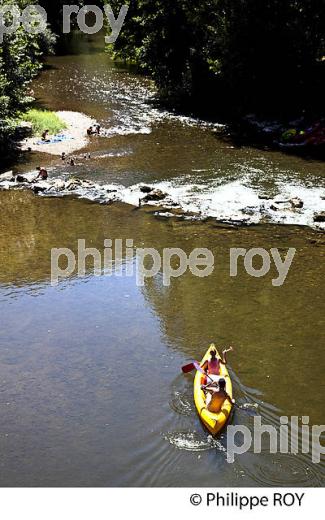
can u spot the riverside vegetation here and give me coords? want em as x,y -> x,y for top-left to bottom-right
0,0 -> 81,158
107,0 -> 324,153
1,0 -> 324,158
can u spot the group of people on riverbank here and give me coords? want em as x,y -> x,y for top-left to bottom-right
61,151 -> 92,166
41,123 -> 102,143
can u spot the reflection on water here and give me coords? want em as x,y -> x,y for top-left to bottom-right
238,452 -> 324,487
169,376 -> 195,417
0,190 -> 324,486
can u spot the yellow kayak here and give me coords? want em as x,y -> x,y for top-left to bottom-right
194,344 -> 233,435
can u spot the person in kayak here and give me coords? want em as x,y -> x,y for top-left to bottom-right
201,347 -> 233,384
202,378 -> 234,413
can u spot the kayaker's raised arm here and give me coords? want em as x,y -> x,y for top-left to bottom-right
220,346 -> 233,364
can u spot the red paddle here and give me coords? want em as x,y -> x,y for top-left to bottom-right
182,360 -> 217,388
181,362 -> 196,374
181,361 -> 207,375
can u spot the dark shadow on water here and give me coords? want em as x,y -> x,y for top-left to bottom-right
55,30 -> 106,57
41,63 -> 58,72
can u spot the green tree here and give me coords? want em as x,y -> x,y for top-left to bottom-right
38,0 -> 84,35
0,0 -> 55,156
109,0 -> 324,116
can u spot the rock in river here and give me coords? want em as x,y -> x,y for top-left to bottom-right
65,178 -> 82,191
32,184 -> 48,194
140,185 -> 153,194
143,189 -> 167,203
16,175 -> 29,183
314,212 -> 325,223
52,179 -> 66,191
290,197 -> 304,209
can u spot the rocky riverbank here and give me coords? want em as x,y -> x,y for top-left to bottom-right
234,116 -> 325,158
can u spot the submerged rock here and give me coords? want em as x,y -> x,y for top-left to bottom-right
314,212 -> 325,223
271,197 -> 304,211
140,185 -> 153,194
32,184 -> 47,194
16,175 -> 29,183
143,189 -> 167,203
242,206 -> 258,216
154,211 -> 175,219
65,178 -> 82,191
80,179 -> 95,188
290,197 -> 304,209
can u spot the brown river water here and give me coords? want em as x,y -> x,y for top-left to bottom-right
0,33 -> 324,487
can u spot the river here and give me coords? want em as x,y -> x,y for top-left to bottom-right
0,33 -> 324,487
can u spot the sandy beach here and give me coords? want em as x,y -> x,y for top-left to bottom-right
21,111 -> 97,156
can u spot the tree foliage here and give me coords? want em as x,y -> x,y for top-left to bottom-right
0,1 -> 55,155
38,0 -> 84,35
109,0 -> 325,117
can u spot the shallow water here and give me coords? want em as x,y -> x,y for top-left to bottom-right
0,191 -> 324,486
0,33 -> 324,487
10,34 -> 325,228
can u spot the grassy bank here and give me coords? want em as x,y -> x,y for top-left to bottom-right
20,109 -> 67,136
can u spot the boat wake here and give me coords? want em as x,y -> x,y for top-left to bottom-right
164,431 -> 226,453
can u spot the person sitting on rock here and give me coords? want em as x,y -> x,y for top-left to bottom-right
87,126 -> 94,136
35,167 -> 48,181
61,152 -> 66,161
202,378 -> 235,413
95,124 -> 101,135
41,129 -> 50,142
